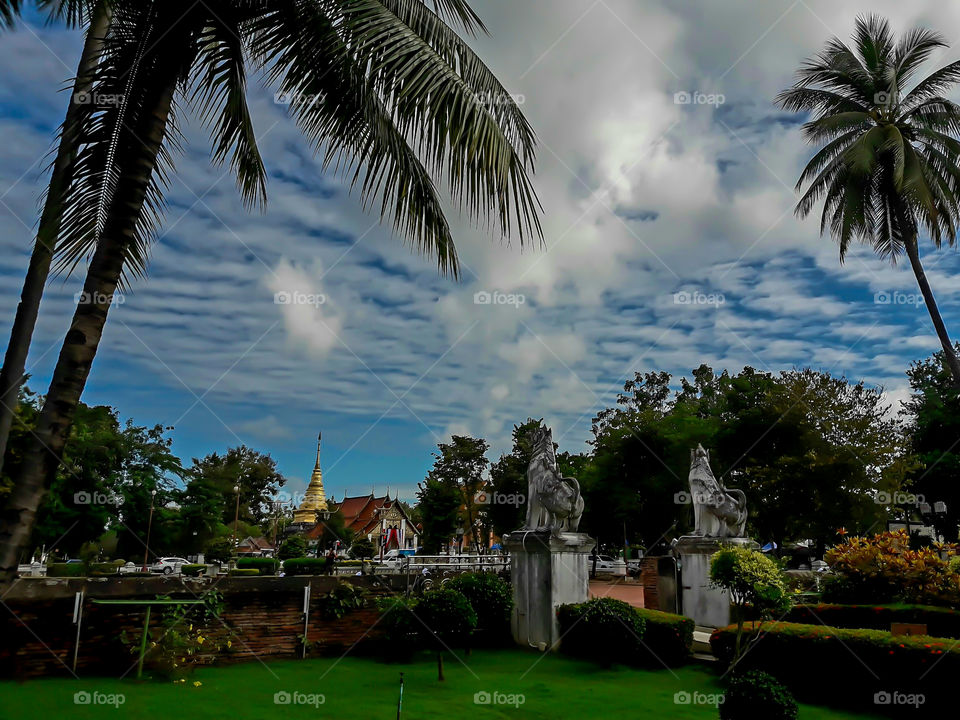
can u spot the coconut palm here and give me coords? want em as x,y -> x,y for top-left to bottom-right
776,15 -> 960,384
0,1 -> 108,477
0,0 -> 541,585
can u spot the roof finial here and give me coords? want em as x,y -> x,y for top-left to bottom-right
315,431 -> 322,468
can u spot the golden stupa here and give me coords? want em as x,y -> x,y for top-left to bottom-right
292,432 -> 328,523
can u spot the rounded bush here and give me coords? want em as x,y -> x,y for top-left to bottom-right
446,572 -> 512,643
414,588 -> 477,648
236,557 -> 280,575
45,563 -> 85,577
228,568 -> 259,576
282,557 -> 327,575
721,671 -> 798,720
181,564 -> 207,577
557,598 -> 646,665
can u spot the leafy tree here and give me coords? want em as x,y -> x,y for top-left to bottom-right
350,538 -> 376,560
417,435 -> 489,553
186,446 -> 286,528
277,535 -> 308,561
777,14 -> 960,384
204,537 -> 233,565
903,347 -> 960,540
487,419 -> 540,537
310,509 -> 354,552
1,0 -> 542,589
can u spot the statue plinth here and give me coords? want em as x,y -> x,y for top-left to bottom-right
676,535 -> 759,628
503,530 -> 596,650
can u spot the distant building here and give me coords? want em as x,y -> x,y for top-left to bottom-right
290,432 -> 329,526
236,536 -> 274,557
330,493 -> 420,550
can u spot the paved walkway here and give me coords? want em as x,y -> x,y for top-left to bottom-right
589,578 -> 645,608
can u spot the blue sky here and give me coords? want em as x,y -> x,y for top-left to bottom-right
2,0 -> 960,504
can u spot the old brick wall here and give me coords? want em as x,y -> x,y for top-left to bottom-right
0,575 -> 400,678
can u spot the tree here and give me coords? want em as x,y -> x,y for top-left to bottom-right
186,446 -> 287,528
903,346 -> 960,540
417,435 -> 489,553
0,1 -> 111,476
277,535 -> 307,561
777,14 -> 960,384
710,546 -> 789,668
0,0 -> 542,588
488,419 -> 541,537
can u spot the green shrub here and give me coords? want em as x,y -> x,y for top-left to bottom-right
236,557 -> 280,576
46,563 -> 85,577
282,557 -> 327,575
339,560 -> 362,567
414,589 -> 477,648
710,621 -> 958,709
228,568 -> 259,576
181,564 -> 207,577
721,671 -> 798,720
784,603 -> 960,639
89,561 -> 122,576
635,608 -> 694,666
446,572 -> 512,644
557,598 -> 646,666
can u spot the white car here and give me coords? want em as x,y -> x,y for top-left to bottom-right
591,555 -> 619,572
151,557 -> 189,575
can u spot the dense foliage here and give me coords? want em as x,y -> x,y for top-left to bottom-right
721,671 -> 798,720
785,603 -> 960,639
556,598 -> 646,666
824,530 -> 960,606
446,572 -> 513,644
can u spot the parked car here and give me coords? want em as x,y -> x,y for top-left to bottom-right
151,557 -> 189,575
591,554 -> 619,572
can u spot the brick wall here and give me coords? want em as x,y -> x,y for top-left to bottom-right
0,575 -> 400,678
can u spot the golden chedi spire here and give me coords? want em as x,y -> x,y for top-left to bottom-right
293,432 -> 328,524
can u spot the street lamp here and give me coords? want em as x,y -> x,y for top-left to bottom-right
456,525 -> 464,556
232,484 -> 241,555
142,489 -> 157,572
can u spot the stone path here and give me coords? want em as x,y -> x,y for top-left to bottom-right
588,578 -> 645,608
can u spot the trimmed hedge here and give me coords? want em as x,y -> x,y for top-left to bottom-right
282,557 -> 328,575
635,608 -> 694,666
89,561 -> 123,576
181,564 -> 207,577
236,557 -> 280,576
446,572 -> 513,645
557,598 -> 646,666
46,563 -> 85,577
710,621 -> 957,709
784,603 -> 960,640
228,568 -> 259,576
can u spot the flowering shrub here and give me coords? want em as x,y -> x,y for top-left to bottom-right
824,530 -> 960,606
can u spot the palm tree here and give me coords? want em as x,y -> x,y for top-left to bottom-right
0,0 -> 541,586
0,1 -> 109,478
777,15 -> 960,384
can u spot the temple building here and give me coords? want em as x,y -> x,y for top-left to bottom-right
329,492 -> 420,550
291,432 -> 328,524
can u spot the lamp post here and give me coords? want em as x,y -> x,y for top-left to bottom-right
232,484 -> 240,556
142,489 -> 157,572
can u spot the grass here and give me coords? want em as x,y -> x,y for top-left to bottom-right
0,649 -> 885,719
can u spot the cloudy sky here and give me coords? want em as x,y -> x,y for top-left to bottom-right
2,0 -> 959,503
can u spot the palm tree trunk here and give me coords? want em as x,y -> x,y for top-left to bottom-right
904,236 -> 960,385
0,74 -> 177,589
0,2 -> 111,475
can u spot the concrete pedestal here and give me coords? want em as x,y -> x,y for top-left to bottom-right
677,535 -> 758,629
503,531 -> 596,650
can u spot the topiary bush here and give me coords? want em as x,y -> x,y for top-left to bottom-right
228,568 -> 259,576
721,671 -> 798,720
277,535 -> 308,561
635,608 -> 694,666
181,564 -> 207,577
446,572 -> 513,645
784,603 -> 960,639
557,598 -> 646,666
282,557 -> 327,575
236,557 -> 280,576
414,588 -> 478,649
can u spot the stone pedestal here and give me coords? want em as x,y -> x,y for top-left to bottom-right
503,531 -> 596,650
677,535 -> 758,628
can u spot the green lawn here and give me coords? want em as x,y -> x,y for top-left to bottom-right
0,650 -> 884,720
